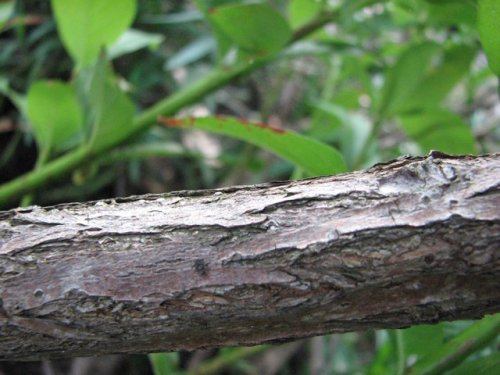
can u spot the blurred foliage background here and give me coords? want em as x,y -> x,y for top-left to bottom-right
0,0 -> 499,374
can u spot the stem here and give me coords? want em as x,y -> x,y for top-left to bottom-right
0,10 -> 340,209
0,146 -> 89,208
20,146 -> 52,207
395,329 -> 406,375
133,61 -> 262,133
291,10 -> 336,42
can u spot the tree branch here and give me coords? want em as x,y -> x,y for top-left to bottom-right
0,152 -> 498,360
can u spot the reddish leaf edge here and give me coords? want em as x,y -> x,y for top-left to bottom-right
158,115 -> 286,135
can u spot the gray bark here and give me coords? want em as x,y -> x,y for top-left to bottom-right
0,152 -> 498,361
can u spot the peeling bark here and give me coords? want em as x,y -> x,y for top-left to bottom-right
0,152 -> 498,361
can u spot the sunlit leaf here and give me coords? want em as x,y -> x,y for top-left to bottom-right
51,0 -> 137,66
26,81 -> 83,154
87,53 -> 135,152
209,3 -> 292,57
478,0 -> 500,75
159,116 -> 346,176
288,0 -> 323,28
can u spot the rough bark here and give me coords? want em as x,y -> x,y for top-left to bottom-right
0,152 -> 498,361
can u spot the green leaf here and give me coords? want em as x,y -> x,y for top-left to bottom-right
149,353 -> 181,375
159,116 -> 346,176
478,0 -> 500,75
409,314 -> 500,375
87,53 -> 135,153
379,42 -> 441,117
379,43 -> 475,116
425,0 -> 477,27
399,109 -> 476,155
194,0 -> 235,59
51,0 -> 137,66
209,3 -> 292,57
402,324 -> 444,360
207,20 -> 233,60
310,101 -> 371,169
26,81 -> 83,154
288,0 -> 323,28
391,0 -> 426,27
397,45 -> 476,113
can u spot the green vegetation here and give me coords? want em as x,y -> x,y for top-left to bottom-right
0,0 -> 498,374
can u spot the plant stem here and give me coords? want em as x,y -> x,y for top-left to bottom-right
0,146 -> 89,208
395,329 -> 406,375
0,10 -> 340,209
20,145 -> 51,207
134,62 -> 260,133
